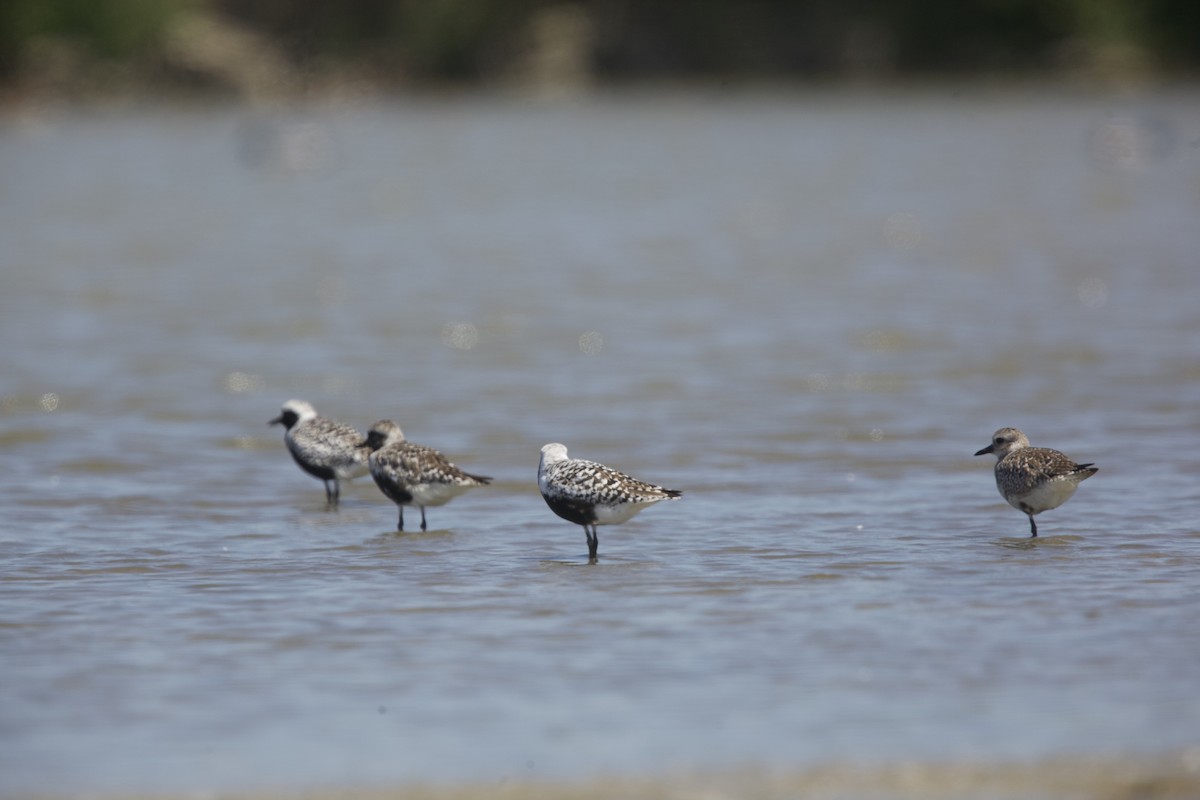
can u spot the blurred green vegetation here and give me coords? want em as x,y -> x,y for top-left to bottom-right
1,0 -> 1197,89
0,0 -> 185,61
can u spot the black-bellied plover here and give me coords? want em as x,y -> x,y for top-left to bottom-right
538,442 -> 682,562
974,427 -> 1098,537
360,420 -> 492,531
270,399 -> 370,506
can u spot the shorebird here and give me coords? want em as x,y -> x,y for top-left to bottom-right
270,399 -> 369,506
538,442 -> 682,562
975,427 -> 1098,537
360,420 -> 491,531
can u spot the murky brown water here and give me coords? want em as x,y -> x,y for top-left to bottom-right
2,86 -> 1199,796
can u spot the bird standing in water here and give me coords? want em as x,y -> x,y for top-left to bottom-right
538,442 -> 682,562
975,427 -> 1097,537
360,420 -> 491,531
270,399 -> 369,507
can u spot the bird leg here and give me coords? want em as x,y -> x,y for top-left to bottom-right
585,525 -> 599,563
397,507 -> 404,532
1028,515 -> 1038,538
420,506 -> 428,532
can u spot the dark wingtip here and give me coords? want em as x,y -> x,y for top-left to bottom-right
665,489 -> 683,498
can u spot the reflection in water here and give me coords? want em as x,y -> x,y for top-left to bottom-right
1085,112 -> 1176,171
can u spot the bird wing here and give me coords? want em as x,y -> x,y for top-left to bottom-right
548,459 -> 676,505
294,418 -> 363,450
380,442 -> 491,486
1000,447 -> 1088,493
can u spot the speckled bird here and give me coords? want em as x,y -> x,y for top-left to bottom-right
538,442 -> 682,562
270,399 -> 370,506
975,427 -> 1098,537
360,420 -> 491,531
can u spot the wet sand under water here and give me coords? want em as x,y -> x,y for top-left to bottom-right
56,755 -> 1200,800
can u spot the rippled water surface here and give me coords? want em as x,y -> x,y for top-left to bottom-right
2,87 -> 1199,795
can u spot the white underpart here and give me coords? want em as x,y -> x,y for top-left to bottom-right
1005,477 -> 1081,516
592,498 -> 666,525
409,481 -> 477,507
325,455 -> 369,480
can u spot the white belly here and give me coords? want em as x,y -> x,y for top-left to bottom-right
333,461 -> 370,481
1007,479 -> 1079,515
593,499 -> 659,526
408,481 -> 473,507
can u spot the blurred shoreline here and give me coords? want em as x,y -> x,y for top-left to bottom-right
2,1 -> 1192,112
21,753 -> 1200,800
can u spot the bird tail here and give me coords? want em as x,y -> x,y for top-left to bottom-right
663,488 -> 683,499
467,473 -> 493,485
1075,464 -> 1098,480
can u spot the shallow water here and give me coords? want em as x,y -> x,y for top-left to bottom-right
2,86 -> 1199,795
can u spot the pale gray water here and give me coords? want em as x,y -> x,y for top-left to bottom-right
2,87 -> 1199,795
